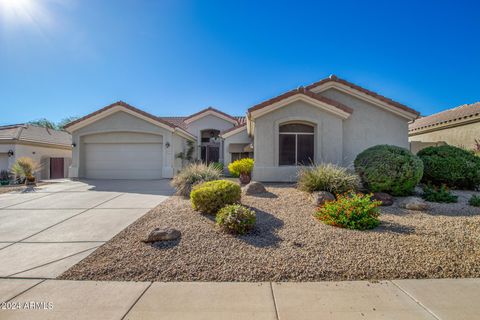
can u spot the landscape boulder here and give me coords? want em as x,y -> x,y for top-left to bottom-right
242,181 -> 267,195
312,191 -> 335,206
371,192 -> 394,206
143,227 -> 181,243
399,197 -> 429,211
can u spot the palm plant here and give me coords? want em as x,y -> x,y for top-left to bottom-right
10,157 -> 40,184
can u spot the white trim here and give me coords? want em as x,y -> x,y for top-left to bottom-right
220,125 -> 247,139
309,82 -> 418,120
249,94 -> 352,121
184,109 -> 238,125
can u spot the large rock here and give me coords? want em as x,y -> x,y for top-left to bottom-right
399,197 -> 429,211
371,192 -> 394,206
312,191 -> 335,206
242,181 -> 267,195
143,227 -> 181,243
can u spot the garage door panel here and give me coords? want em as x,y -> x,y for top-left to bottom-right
84,142 -> 163,179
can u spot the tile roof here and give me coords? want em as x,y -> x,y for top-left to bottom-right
409,102 -> 480,132
306,75 -> 420,116
248,87 -> 354,114
0,124 -> 71,146
159,114 -> 246,129
183,106 -> 239,123
220,123 -> 247,135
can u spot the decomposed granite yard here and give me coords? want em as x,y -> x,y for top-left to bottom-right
60,184 -> 480,282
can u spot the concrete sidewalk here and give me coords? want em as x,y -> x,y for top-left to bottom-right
1,278 -> 478,319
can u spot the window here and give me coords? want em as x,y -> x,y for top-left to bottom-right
279,123 -> 314,165
231,152 -> 253,162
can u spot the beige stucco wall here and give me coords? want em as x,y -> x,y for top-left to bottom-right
0,142 -> 71,180
409,121 -> 480,151
69,110 -> 182,179
319,88 -> 410,166
252,100 -> 344,182
222,128 -> 252,169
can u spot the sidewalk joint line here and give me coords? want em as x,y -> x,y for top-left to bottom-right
390,280 -> 441,320
6,279 -> 46,302
269,282 -> 280,320
121,282 -> 153,320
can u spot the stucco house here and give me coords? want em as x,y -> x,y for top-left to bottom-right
0,124 -> 72,179
65,75 -> 419,181
409,102 -> 480,153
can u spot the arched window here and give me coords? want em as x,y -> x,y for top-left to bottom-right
279,123 -> 314,165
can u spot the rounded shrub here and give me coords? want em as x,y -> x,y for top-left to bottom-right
297,163 -> 359,194
314,193 -> 381,230
216,204 -> 256,234
354,145 -> 423,196
228,158 -> 254,176
190,180 -> 241,214
171,163 -> 222,197
417,145 -> 480,190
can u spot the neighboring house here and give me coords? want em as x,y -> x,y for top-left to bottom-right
0,124 -> 72,179
65,75 -> 419,181
409,102 -> 480,153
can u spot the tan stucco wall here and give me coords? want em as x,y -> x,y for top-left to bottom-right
69,110 -> 180,178
0,142 -> 71,180
252,100 -> 344,182
222,128 -> 252,168
319,88 -> 410,166
409,121 -> 480,151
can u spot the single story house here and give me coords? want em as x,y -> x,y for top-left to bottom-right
0,124 -> 72,179
409,102 -> 480,153
65,75 -> 419,181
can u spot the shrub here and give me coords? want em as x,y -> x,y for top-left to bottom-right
422,184 -> 458,203
469,195 -> 480,207
417,145 -> 480,190
216,204 -> 256,234
314,193 -> 381,230
228,158 -> 254,176
10,157 -> 39,181
354,145 -> 423,196
297,163 -> 359,194
0,170 -> 9,180
170,163 -> 222,196
211,162 -> 224,171
190,180 -> 241,214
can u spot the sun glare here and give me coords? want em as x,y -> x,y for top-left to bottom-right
0,0 -> 51,28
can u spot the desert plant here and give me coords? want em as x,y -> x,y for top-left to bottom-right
10,157 -> 39,182
170,163 -> 222,196
175,140 -> 195,163
190,180 -> 241,214
0,170 -> 9,185
315,193 -> 381,230
469,195 -> 480,207
418,145 -> 480,190
211,162 -> 224,171
216,204 -> 256,234
422,184 -> 458,203
297,163 -> 359,194
228,158 -> 254,184
354,145 -> 423,196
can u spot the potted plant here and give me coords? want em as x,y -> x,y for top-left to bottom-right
0,170 -> 9,185
10,157 -> 40,186
228,158 -> 254,185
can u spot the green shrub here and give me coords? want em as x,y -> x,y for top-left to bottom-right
10,157 -> 39,181
422,184 -> 458,203
228,158 -> 254,176
314,193 -> 381,230
297,163 -> 359,194
417,145 -> 480,190
190,180 -> 241,214
171,163 -> 222,196
216,204 -> 256,234
211,162 -> 224,171
469,195 -> 480,207
354,145 -> 423,196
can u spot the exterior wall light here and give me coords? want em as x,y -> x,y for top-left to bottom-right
165,142 -> 170,148
7,150 -> 14,157
71,143 -> 76,147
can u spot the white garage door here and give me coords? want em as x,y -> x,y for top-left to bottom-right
83,133 -> 163,179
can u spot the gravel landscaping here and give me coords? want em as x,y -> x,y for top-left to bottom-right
59,185 -> 480,282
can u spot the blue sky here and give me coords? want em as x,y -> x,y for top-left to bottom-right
0,0 -> 479,125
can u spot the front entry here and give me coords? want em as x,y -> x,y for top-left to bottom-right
50,158 -> 65,179
201,145 -> 220,164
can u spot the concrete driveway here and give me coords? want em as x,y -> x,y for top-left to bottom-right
0,179 -> 173,279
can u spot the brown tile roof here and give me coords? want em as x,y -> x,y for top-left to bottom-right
220,123 -> 247,135
64,101 -> 178,130
306,75 -> 420,116
184,106 -> 240,123
248,87 -> 353,115
159,114 -> 246,129
409,102 -> 480,132
0,124 -> 71,146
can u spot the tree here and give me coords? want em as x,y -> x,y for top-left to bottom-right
28,116 -> 79,130
57,116 -> 80,129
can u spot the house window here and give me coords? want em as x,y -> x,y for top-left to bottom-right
279,123 -> 314,166
231,152 -> 253,162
